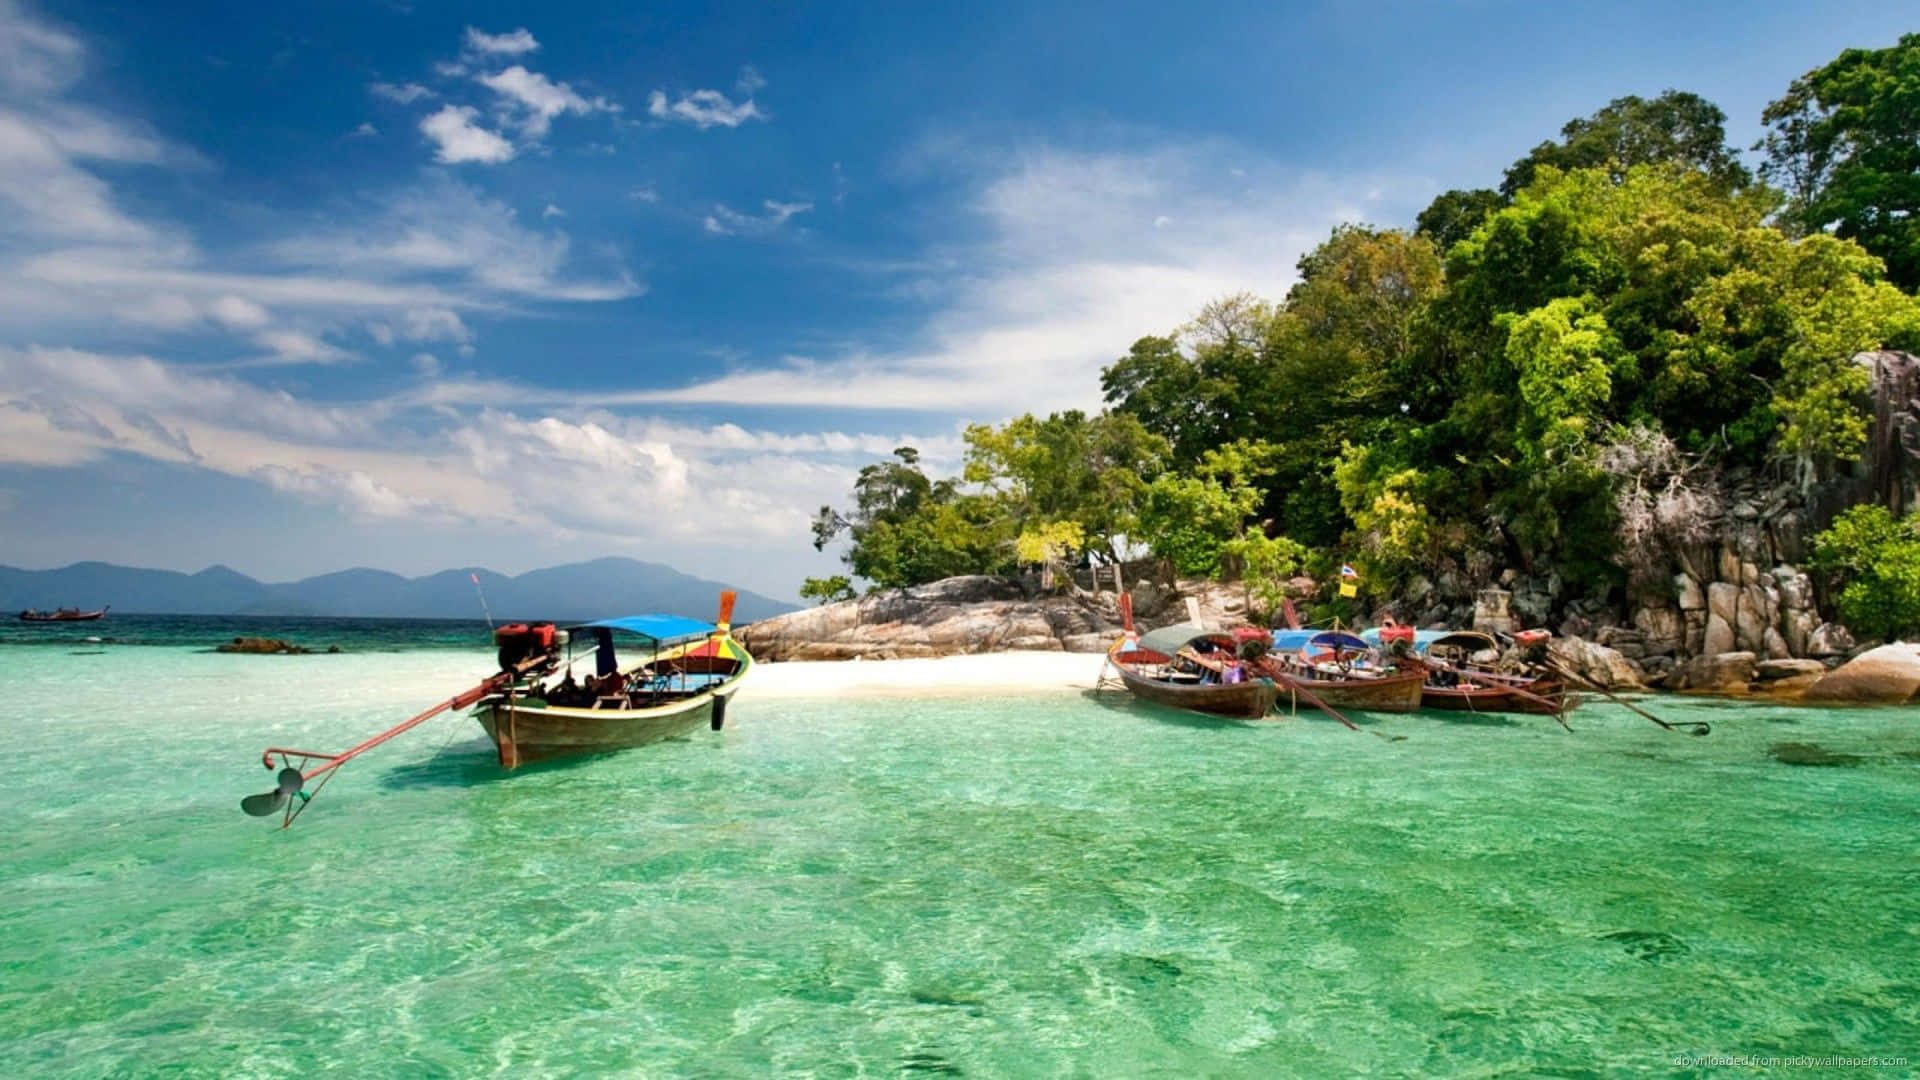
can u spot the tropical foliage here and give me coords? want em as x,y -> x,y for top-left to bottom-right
1812,505 -> 1920,640
809,42 -> 1920,616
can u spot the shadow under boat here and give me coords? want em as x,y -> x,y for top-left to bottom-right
374,732 -> 715,791
1078,687 -> 1268,730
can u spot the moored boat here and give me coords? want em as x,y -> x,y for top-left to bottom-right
245,592 -> 751,826
471,609 -> 753,769
19,605 -> 109,622
1258,630 -> 1425,713
1106,623 -> 1277,719
1366,627 -> 1574,716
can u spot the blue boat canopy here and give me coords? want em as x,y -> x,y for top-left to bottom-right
1307,630 -> 1370,652
571,614 -> 715,645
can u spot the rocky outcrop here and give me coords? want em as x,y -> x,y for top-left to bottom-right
216,636 -> 338,654
1803,642 -> 1920,704
1664,651 -> 1758,693
739,574 -> 1252,662
1546,635 -> 1644,689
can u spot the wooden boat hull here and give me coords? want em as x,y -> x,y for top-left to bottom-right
473,651 -> 751,769
1270,668 -> 1425,713
1433,671 -> 1574,715
1110,660 -> 1277,719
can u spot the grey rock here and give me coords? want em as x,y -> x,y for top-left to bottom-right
1756,658 -> 1826,680
1807,622 -> 1856,659
1703,612 -> 1735,658
1805,642 -> 1920,704
1666,651 -> 1757,693
1675,573 -> 1706,612
1548,635 -> 1645,690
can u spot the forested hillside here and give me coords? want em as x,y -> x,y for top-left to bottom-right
806,36 -> 1920,657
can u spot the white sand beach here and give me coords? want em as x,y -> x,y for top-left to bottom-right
746,651 -> 1112,698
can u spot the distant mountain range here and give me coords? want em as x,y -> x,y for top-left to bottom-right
0,558 -> 796,623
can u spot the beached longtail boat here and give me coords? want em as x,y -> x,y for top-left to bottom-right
1104,594 -> 1276,718
1360,626 -> 1574,716
1107,625 -> 1278,718
1258,630 -> 1425,713
243,593 -> 750,827
19,605 -> 108,622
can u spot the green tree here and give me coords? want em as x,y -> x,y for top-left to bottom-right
1398,163 -> 1919,585
798,575 -> 856,605
1759,34 -> 1920,290
1135,440 -> 1274,576
1416,188 -> 1504,255
1812,504 -> 1920,640
961,410 -> 1167,560
1501,90 -> 1751,197
812,447 -> 1014,588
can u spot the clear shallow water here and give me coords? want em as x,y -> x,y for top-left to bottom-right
3,640 -> 1919,1076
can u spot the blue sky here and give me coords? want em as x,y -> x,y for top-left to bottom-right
0,0 -> 1911,602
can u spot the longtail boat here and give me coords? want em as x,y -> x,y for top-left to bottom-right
472,610 -> 752,769
1259,630 -> 1425,713
1361,626 -> 1574,717
244,592 -> 750,827
19,605 -> 108,622
1104,593 -> 1276,719
1107,624 -> 1277,718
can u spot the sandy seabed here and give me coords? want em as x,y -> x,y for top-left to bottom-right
746,650 -> 1112,698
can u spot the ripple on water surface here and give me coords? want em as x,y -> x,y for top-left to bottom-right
2,645 -> 1919,1075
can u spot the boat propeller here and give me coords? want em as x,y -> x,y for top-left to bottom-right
241,767 -> 307,817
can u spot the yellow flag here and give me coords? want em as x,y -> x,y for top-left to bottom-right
1338,581 -> 1358,598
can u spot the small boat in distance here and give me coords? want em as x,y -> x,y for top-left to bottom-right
19,606 -> 109,622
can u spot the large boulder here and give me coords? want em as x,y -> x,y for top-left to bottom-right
1807,622 -> 1856,659
1548,635 -> 1645,690
1664,651 -> 1757,693
1803,642 -> 1920,704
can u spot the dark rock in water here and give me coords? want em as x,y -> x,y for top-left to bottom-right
326,645 -> 342,653
1769,742 -> 1865,767
216,636 -> 311,655
1599,929 -> 1690,961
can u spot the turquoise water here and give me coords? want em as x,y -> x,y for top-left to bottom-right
3,626 -> 1919,1075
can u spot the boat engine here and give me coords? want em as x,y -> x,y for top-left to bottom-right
494,622 -> 561,672
1378,620 -> 1415,659
1513,628 -> 1552,664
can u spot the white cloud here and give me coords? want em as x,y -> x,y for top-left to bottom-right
0,0 -> 83,95
647,88 -> 765,130
369,81 -> 432,104
702,199 -> 812,236
541,203 -> 564,218
477,65 -> 615,139
627,185 -> 659,203
400,306 -> 470,344
419,105 -> 515,164
350,121 -> 378,138
463,26 -> 539,56
272,179 -> 640,303
735,66 -> 766,95
633,142 -> 1421,414
209,295 -> 270,329
0,344 -> 949,558
251,329 -> 357,367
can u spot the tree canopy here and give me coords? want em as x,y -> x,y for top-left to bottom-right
807,48 -> 1920,618
1760,33 -> 1920,290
